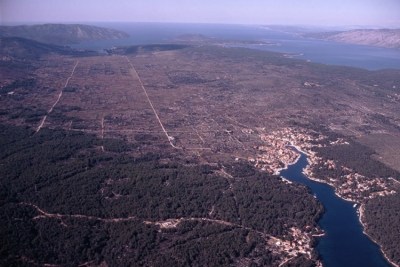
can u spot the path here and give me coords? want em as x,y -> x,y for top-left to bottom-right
21,201 -> 308,266
219,167 -> 242,223
20,202 -> 136,223
124,56 -> 181,149
36,61 -> 79,133
100,116 -> 105,152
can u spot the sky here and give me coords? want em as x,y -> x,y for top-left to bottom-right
1,0 -> 400,28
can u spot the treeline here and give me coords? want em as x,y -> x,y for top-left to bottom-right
4,106 -> 47,123
364,194 -> 400,265
0,123 -> 322,266
0,37 -> 98,62
313,140 -> 399,180
105,44 -> 189,56
305,127 -> 400,265
0,78 -> 36,95
296,123 -> 399,180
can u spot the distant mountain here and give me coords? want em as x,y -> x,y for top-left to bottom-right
0,37 -> 96,60
305,29 -> 400,49
0,24 -> 129,45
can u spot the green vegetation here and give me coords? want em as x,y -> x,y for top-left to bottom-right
107,44 -> 189,55
364,194 -> 400,264
0,124 -> 322,266
0,37 -> 97,60
0,24 -> 129,45
2,30 -> 399,266
313,140 -> 399,179
0,78 -> 36,95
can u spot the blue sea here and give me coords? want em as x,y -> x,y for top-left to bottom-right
281,153 -> 391,267
72,22 -> 397,266
73,22 -> 400,71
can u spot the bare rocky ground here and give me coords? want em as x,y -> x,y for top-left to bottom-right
305,29 -> 400,49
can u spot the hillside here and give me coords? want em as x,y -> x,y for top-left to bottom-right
0,37 -> 93,60
306,29 -> 400,49
0,37 -> 97,84
0,24 -> 129,45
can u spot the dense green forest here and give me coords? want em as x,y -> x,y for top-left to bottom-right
313,140 -> 399,179
364,194 -> 400,265
0,123 -> 322,266
305,129 -> 400,265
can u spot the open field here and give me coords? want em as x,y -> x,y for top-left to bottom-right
3,46 -> 399,163
1,44 -> 400,266
358,133 -> 400,172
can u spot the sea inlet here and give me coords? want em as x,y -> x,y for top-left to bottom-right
280,152 -> 391,267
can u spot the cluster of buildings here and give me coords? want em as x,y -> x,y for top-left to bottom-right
301,139 -> 398,204
248,128 -> 325,175
268,227 -> 323,267
244,128 -> 328,264
339,173 -> 397,202
240,126 -> 397,265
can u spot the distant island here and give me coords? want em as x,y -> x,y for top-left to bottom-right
305,29 -> 400,49
0,24 -> 129,45
1,23 -> 400,267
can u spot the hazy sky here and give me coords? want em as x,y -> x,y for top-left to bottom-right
1,0 -> 399,27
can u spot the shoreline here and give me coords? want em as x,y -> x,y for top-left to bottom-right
281,146 -> 398,267
289,144 -> 310,156
305,169 -> 398,266
274,152 -> 302,175
358,204 -> 400,267
274,144 -> 400,267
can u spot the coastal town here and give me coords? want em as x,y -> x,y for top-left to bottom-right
268,227 -> 323,267
248,127 -> 325,175
248,126 -> 399,205
244,126 -> 400,266
143,216 -> 324,267
302,143 -> 399,204
304,163 -> 398,202
2,16 -> 400,266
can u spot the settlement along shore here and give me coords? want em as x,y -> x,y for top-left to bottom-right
247,127 -> 399,267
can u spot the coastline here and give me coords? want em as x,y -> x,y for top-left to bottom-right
358,204 -> 400,267
276,148 -> 325,265
274,143 -> 309,175
289,144 -> 310,156
288,148 -> 398,267
305,169 -> 398,266
309,173 -> 398,267
274,151 -> 302,175
272,140 -> 398,267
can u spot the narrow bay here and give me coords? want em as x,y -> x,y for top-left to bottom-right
280,152 -> 391,267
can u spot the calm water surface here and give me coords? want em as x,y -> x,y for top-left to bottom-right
73,23 -> 396,266
73,23 -> 400,70
280,153 -> 391,267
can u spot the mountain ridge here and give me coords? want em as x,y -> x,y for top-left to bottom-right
0,24 -> 129,45
0,37 -> 97,60
305,29 -> 400,49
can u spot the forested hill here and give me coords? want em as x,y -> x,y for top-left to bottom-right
0,37 -> 96,60
0,123 -> 322,266
0,24 -> 129,45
